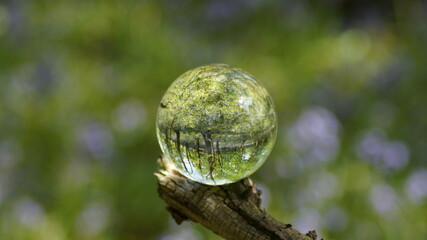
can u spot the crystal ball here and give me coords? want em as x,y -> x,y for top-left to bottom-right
156,64 -> 277,185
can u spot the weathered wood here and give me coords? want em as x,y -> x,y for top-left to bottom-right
156,156 -> 318,240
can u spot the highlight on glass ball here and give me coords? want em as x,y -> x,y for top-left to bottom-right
156,64 -> 277,185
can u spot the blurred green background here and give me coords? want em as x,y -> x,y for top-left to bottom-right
1,0 -> 427,239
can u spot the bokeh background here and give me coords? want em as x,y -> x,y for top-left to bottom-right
1,0 -> 427,239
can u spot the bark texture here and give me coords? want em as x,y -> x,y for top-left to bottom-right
156,156 -> 318,240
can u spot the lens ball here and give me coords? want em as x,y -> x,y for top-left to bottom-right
156,64 -> 277,185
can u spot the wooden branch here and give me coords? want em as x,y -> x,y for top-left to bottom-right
155,156 -> 318,240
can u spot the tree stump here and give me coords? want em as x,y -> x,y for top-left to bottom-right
155,156 -> 318,240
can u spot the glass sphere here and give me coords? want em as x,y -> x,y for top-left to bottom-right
156,64 -> 277,185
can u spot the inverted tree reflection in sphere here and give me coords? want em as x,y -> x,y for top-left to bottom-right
156,64 -> 277,185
